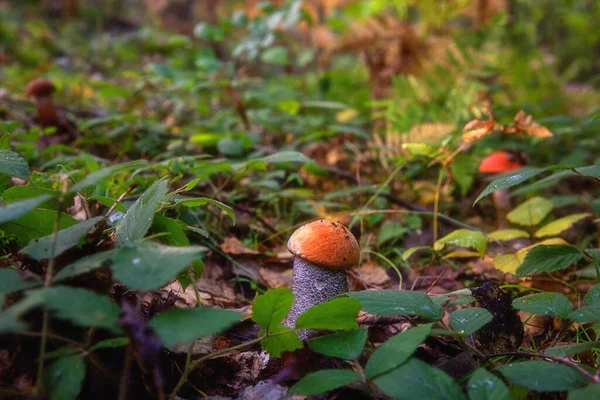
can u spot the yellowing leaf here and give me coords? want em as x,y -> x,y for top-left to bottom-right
402,246 -> 433,261
442,250 -> 481,259
336,108 -> 358,123
434,229 -> 487,255
507,197 -> 554,227
493,238 -> 569,274
488,229 -> 530,242
403,123 -> 456,145
534,213 -> 591,238
493,253 -> 523,274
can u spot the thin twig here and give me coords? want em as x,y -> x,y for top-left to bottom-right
118,346 -> 133,400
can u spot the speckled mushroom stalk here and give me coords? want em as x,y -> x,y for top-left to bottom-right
283,220 -> 360,340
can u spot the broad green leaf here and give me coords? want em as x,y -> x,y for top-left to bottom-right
488,229 -> 530,242
2,186 -> 60,208
0,269 -> 42,296
378,220 -> 408,244
54,250 -> 117,282
261,46 -> 289,65
251,287 -> 294,331
347,290 -> 443,320
569,305 -> 600,323
45,356 -> 85,400
493,238 -> 570,274
0,195 -> 52,224
151,215 -> 189,246
545,341 -> 600,357
535,213 -> 591,238
295,298 -> 360,331
512,292 -> 572,318
0,209 -> 77,247
516,245 -> 582,276
474,167 -> 547,205
507,197 -> 553,226
290,369 -> 361,396
307,328 -> 368,360
89,337 -> 129,351
449,308 -> 492,336
373,358 -> 466,400
21,216 -> 104,260
402,246 -> 433,260
148,307 -> 242,347
110,242 -> 206,291
179,197 -> 235,225
250,151 -> 313,165
496,360 -> 590,392
0,150 -> 29,179
366,324 -> 432,379
29,287 -> 121,331
569,384 -> 600,400
467,368 -> 510,400
434,229 -> 487,255
261,325 -> 303,357
115,178 -> 169,246
0,311 -> 27,334
584,284 -> 600,305
70,160 -> 147,192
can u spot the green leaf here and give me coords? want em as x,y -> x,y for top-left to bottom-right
295,298 -> 360,331
449,308 -> 492,336
148,307 -> 242,347
365,324 -> 432,379
308,328 -> 368,360
21,216 -> 104,260
0,269 -> 42,296
516,245 -> 582,276
378,220 -> 408,244
569,384 -> 600,400
0,311 -> 27,334
30,287 -> 121,331
45,356 -> 85,400
250,151 -> 314,165
507,197 -> 554,227
179,197 -> 235,225
54,250 -> 117,282
70,160 -> 147,192
290,369 -> 361,396
434,229 -> 487,255
151,215 -> 189,246
534,213 -> 591,238
115,178 -> 169,246
467,368 -> 509,400
0,209 -> 77,247
373,358 -> 466,400
402,246 -> 433,260
2,186 -> 60,208
496,360 -> 590,392
0,150 -> 30,179
0,194 -> 52,224
89,337 -> 129,351
251,287 -> 294,330
487,229 -> 530,242
544,341 -> 600,357
584,284 -> 600,305
261,325 -> 303,357
512,292 -> 572,318
261,46 -> 289,65
569,305 -> 600,323
474,167 -> 547,205
347,290 -> 443,320
110,242 -> 207,291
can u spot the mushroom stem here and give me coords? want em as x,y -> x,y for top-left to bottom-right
34,96 -> 60,127
492,189 -> 511,228
284,257 -> 348,340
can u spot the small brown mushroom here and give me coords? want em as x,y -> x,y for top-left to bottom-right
26,78 -> 60,128
284,220 -> 360,339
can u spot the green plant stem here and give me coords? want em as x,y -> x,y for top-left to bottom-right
432,167 -> 445,244
362,249 -> 403,290
168,334 -> 266,400
35,194 -> 64,394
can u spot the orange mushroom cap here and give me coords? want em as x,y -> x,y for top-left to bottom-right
478,150 -> 527,174
288,220 -> 360,269
26,78 -> 56,97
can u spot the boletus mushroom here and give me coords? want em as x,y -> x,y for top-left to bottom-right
284,220 -> 360,339
478,150 -> 528,227
26,78 -> 60,128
